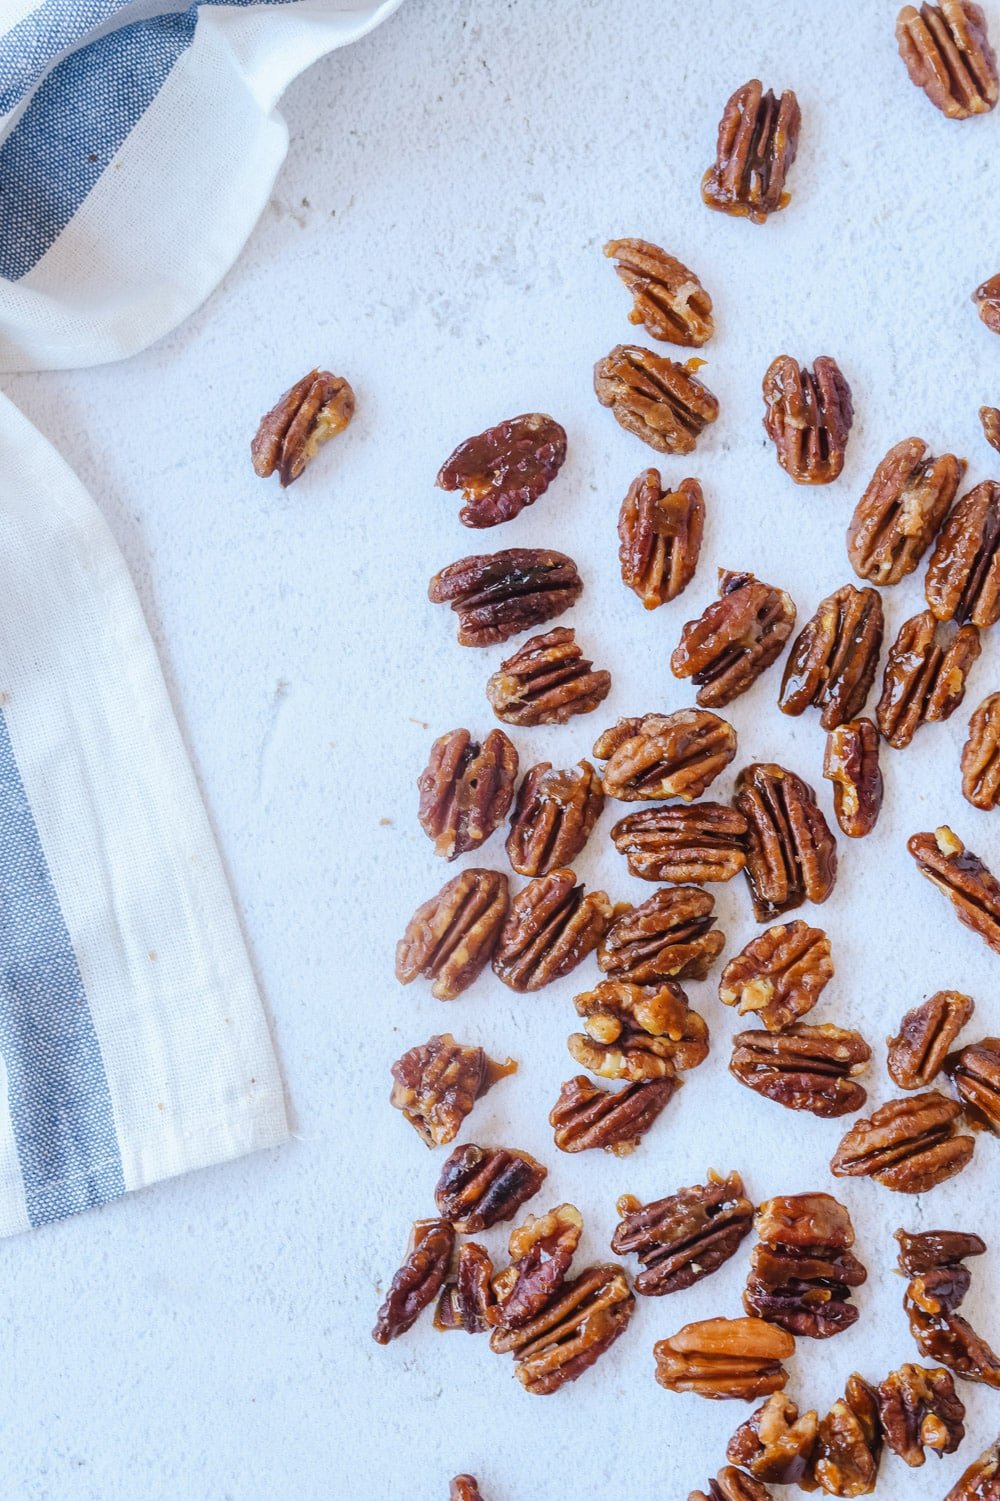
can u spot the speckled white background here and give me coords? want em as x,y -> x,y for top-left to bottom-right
3,1 -> 1000,1496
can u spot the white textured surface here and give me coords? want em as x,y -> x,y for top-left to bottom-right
4,1 -> 1000,1496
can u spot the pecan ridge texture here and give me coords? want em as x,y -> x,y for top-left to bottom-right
434,1143 -> 547,1233
947,1037 -> 1000,1133
876,612 -> 980,748
611,1170 -> 753,1296
897,1229 -> 1000,1389
550,1074 -> 677,1156
395,867 -> 509,1001
506,759 -> 604,876
779,585 -> 883,729
908,825 -> 1000,954
599,885 -> 724,982
492,868 -> 613,991
672,570 -> 796,708
436,412 -> 567,528
434,1242 -> 498,1333
887,990 -> 975,1090
719,920 -> 833,1032
735,762 -> 838,921
962,693 -> 1000,808
618,469 -> 705,608
926,480 -> 1000,629
831,1089 -> 974,1193
896,1 -> 999,118
823,718 -> 883,840
486,627 -> 610,727
604,239 -> 714,346
730,1024 -> 871,1118
809,1373 -> 883,1496
389,1034 -> 517,1147
877,1363 -> 965,1466
727,1393 -> 819,1484
568,978 -> 709,1081
594,709 -> 737,802
612,801 -> 748,884
489,1261 -> 635,1394
654,1316 -> 794,1399
490,1203 -> 583,1332
594,344 -> 719,454
847,437 -> 965,586
250,368 -> 355,486
701,79 -> 801,223
372,1218 -> 455,1344
428,547 -> 583,647
762,355 -> 854,485
417,727 -> 518,860
744,1192 -> 866,1339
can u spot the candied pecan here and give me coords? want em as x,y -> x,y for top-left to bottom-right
896,1227 -> 986,1275
810,1373 -> 882,1497
594,344 -> 719,454
428,548 -> 583,648
436,413 -> 566,529
876,612 -> 980,748
831,1090 -> 974,1192
492,868 -> 612,991
689,1469 -> 773,1501
878,1363 -> 965,1466
486,628 -> 610,727
848,438 -> 965,586
728,1394 -> 819,1483
611,1171 -> 753,1296
434,1143 -> 546,1233
450,1479 -> 485,1501
599,886 -> 724,982
906,1286 -> 1000,1386
744,1192 -> 866,1338
762,355 -> 854,486
909,826 -> 1000,954
701,80 -> 801,223
731,1026 -> 871,1119
982,406 -> 1000,450
720,921 -> 833,1032
672,570 -> 796,709
888,991 -> 975,1090
897,1 -> 998,118
926,481 -> 1000,628
395,868 -> 509,1001
618,470 -> 705,608
612,802 -> 748,884
569,978 -> 709,1081
550,1074 -> 676,1155
963,694 -> 1000,808
434,1242 -> 497,1333
823,719 -> 883,840
976,275 -> 1000,333
390,1034 -> 516,1147
736,763 -> 838,922
491,1263 -> 635,1395
604,239 -> 714,347
948,1037 -> 1000,1132
491,1203 -> 583,1330
655,1317 -> 794,1400
250,368 -> 354,487
594,710 -> 737,803
947,1442 -> 1000,1500
372,1219 -> 455,1345
417,728 -> 518,860
780,587 -> 883,729
506,760 -> 604,877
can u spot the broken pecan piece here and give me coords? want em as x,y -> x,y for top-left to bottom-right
762,355 -> 854,485
436,413 -> 567,529
486,628 -> 611,727
779,586 -> 883,728
569,979 -> 709,1081
594,344 -> 719,454
731,1025 -> 871,1119
982,406 -> 1000,450
905,1283 -> 1000,1387
831,1090 -> 974,1193
720,921 -> 833,1032
947,1037 -> 1000,1132
618,470 -> 705,608
823,719 -> 883,839
976,275 -> 1000,333
390,1034 -> 517,1147
250,368 -> 354,487
926,481 -> 1000,628
878,1363 -> 965,1466
611,1171 -> 753,1296
434,1242 -> 497,1333
888,991 -> 975,1090
395,868 -> 509,1001
727,1394 -> 819,1483
876,612 -> 980,748
550,1074 -> 677,1156
744,1192 -> 866,1338
896,1227 -> 986,1275
594,710 -> 737,803
491,1203 -> 583,1330
506,759 -> 604,877
611,802 -> 748,884
604,239 -> 714,347
908,826 -> 1000,954
492,868 -> 612,991
848,438 -> 965,586
599,886 -> 724,982
372,1219 -> 455,1344
428,548 -> 583,647
897,1 -> 998,118
434,1144 -> 546,1233
489,1263 -> 635,1394
417,727 -> 518,860
449,1479 -> 485,1501
962,693 -> 1000,808
809,1373 -> 882,1497
736,762 -> 838,921
672,570 -> 797,709
656,1317 -> 794,1400
701,80 -> 801,222
689,1470 -> 773,1501
946,1441 -> 1000,1500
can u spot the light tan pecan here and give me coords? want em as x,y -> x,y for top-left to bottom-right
878,1363 -> 965,1467
981,405 -> 1000,450
490,1203 -> 583,1330
450,1478 -> 486,1501
428,548 -> 583,647
654,1316 -> 794,1400
809,1374 -> 883,1497
594,344 -> 719,454
946,1441 -> 1000,1500
434,1242 -> 497,1333
417,727 -> 518,860
963,693 -> 1000,808
436,413 -> 566,529
550,1074 -> 677,1155
779,586 -> 884,729
736,762 -> 838,922
506,760 -> 604,876
568,978 -> 709,1081
976,275 -> 1000,332
701,80 -> 801,222
823,719 -> 883,839
250,368 -> 355,487
876,612 -> 980,748
604,239 -> 714,347
492,868 -> 613,991
672,570 -> 796,708
390,1034 -> 516,1147
762,355 -> 854,485
434,1143 -> 547,1233
688,1469 -> 774,1501
486,628 -> 611,727
727,1394 -> 819,1484
593,710 -> 737,802
897,2 -> 998,118
372,1219 -> 455,1344
926,482 -> 1000,628
744,1192 -> 867,1339
719,921 -> 833,1032
831,1090 -> 974,1193
611,802 -> 748,884
888,991 -> 975,1090
618,470 -> 705,608
730,1025 -> 871,1118
847,438 -> 965,586
612,1171 -> 753,1296
395,868 -> 509,1000
489,1263 -> 635,1394
599,886 -> 724,982
947,1037 -> 1000,1133
908,826 -> 1000,954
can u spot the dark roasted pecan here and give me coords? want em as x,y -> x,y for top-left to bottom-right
848,438 -> 965,586
612,802 -> 748,884
395,868 -> 509,1000
599,886 -> 724,982
490,1262 -> 635,1394
672,570 -> 796,708
486,628 -> 611,727
982,406 -> 1000,450
436,413 -> 567,529
977,275 -> 1000,333
878,1363 -> 965,1466
618,470 -> 705,608
810,1374 -> 882,1497
434,1143 -> 547,1233
780,586 -> 883,728
876,612 -> 980,748
417,728 -> 518,860
450,1478 -> 485,1501
390,1034 -> 517,1147
823,719 -> 883,839
434,1242 -> 497,1333
720,921 -> 833,1032
888,991 -> 975,1090
948,1037 -> 1000,1132
506,760 -> 604,877
897,1 -> 998,117
689,1469 -> 773,1501
490,1203 -> 583,1330
550,1074 -> 677,1155
701,79 -> 801,223
655,1317 -> 794,1400
569,979 -> 709,1081
492,868 -> 612,991
762,355 -> 854,486
926,481 -> 1000,628
428,548 -> 583,647
594,344 -> 719,454
831,1090 -> 974,1193
963,694 -> 1000,808
906,1285 -> 1000,1387
731,1026 -> 871,1119
896,1227 -> 986,1275
250,368 -> 355,487
372,1219 -> 455,1344
908,1263 -> 974,1316
594,710 -> 737,803
604,239 -> 714,347
744,1192 -> 866,1338
727,1394 -> 819,1483
736,762 -> 838,921
909,826 -> 1000,954
612,1171 -> 753,1296
946,1442 -> 1000,1500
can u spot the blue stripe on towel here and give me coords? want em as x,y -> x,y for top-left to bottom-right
0,712 -> 124,1225
0,3 -> 138,118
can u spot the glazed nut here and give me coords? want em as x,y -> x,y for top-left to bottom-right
762,355 -> 854,485
618,470 -> 705,608
876,612 -> 980,749
594,710 -> 737,803
688,1469 -> 774,1501
492,868 -> 613,991
604,239 -> 714,346
727,1394 -> 819,1484
895,1227 -> 986,1275
831,1089 -> 974,1193
568,978 -> 709,1082
897,2 -> 998,118
372,1219 -> 455,1344
491,1203 -> 583,1330
434,1242 -> 498,1333
744,1192 -> 866,1340
611,1171 -> 753,1296
434,1143 -> 547,1233
947,1038 -> 1000,1133
390,1034 -> 516,1147
847,437 -> 965,586
981,405 -> 1000,450
719,921 -> 833,1032
594,343 -> 719,454
486,628 -> 611,727
962,694 -> 1000,808
489,1263 -> 635,1395
250,368 -> 354,487
417,727 -> 518,860
450,1478 -> 486,1501
701,79 -> 802,222
672,570 -> 797,709
436,413 -> 567,528
736,762 -> 838,922
810,1373 -> 883,1497
395,868 -> 509,1001
550,1074 -> 677,1156
904,1275 -> 1000,1387
428,547 -> 583,648
506,760 -> 605,877
887,991 -> 975,1090
878,1363 -> 965,1467
779,586 -> 884,730
598,886 -> 724,983
945,1441 -> 1000,1501
976,275 -> 1000,334
823,720 -> 883,840
908,826 -> 1000,954
611,802 -> 749,885
730,1024 -> 871,1119
925,481 -> 1000,628
654,1316 -> 795,1400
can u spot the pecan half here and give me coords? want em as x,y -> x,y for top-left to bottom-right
736,762 -> 838,921
604,239 -> 714,347
779,586 -> 884,728
896,1227 -> 986,1275
491,1203 -> 583,1330
689,1470 -> 774,1501
611,802 -> 748,884
390,1034 -> 517,1147
450,1479 -> 485,1501
672,570 -> 797,709
897,1 -> 998,118
727,1394 -> 819,1483
417,728 -> 518,860
599,886 -> 724,982
655,1317 -> 794,1400
744,1192 -> 866,1339
947,1037 -> 1000,1132
905,1282 -> 1000,1387
436,413 -> 567,529
395,868 -> 509,1000
486,628 -> 611,727
926,481 -> 1000,628
428,548 -> 583,647
762,355 -> 854,485
594,710 -> 737,802
823,719 -> 883,839
876,612 -> 980,748
550,1074 -> 677,1155
946,1442 -> 1000,1500
618,470 -> 705,608
982,406 -> 1000,450
731,1025 -> 871,1119
720,921 -> 833,1032
569,978 -> 709,1081
489,1263 -> 635,1394
810,1374 -> 882,1497
434,1143 -> 547,1233
250,369 -> 354,487
594,344 -> 719,454
976,275 -> 1000,333
701,80 -> 801,222
878,1363 -> 965,1467
506,760 -> 604,876
963,693 -> 1000,808
908,826 -> 1000,954
492,868 -> 612,991
847,438 -> 965,586
372,1219 -> 455,1344
611,1171 -> 753,1296
887,991 -> 975,1090
434,1242 -> 497,1333
831,1090 -> 974,1193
